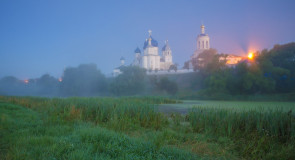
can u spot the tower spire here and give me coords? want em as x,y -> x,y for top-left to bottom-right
201,24 -> 205,34
165,40 -> 168,44
148,29 -> 152,37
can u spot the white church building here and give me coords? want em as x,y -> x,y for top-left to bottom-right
113,24 -> 243,76
134,30 -> 173,71
113,30 -> 175,76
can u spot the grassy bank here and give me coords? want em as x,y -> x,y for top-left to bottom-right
1,96 -> 294,159
189,107 -> 295,159
0,101 -> 200,159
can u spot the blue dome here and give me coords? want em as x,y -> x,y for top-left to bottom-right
134,47 -> 141,53
143,36 -> 158,49
198,33 -> 208,37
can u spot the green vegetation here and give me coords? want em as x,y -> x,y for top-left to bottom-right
110,66 -> 146,96
0,102 -> 196,159
149,77 -> 178,95
189,107 -> 295,159
1,42 -> 294,100
0,96 -> 201,160
185,43 -> 295,100
60,64 -> 107,96
1,96 -> 295,159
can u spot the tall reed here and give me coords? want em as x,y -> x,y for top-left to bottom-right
0,96 -> 172,131
188,107 -> 295,142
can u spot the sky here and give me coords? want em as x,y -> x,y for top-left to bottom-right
1,0 -> 295,79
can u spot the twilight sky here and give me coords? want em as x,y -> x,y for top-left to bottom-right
1,0 -> 295,79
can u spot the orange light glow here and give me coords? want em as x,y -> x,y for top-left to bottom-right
248,52 -> 254,59
24,80 -> 29,84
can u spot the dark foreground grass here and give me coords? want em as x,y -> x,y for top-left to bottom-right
0,102 -> 200,160
189,107 -> 295,159
1,96 -> 294,159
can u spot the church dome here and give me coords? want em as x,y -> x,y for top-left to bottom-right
198,33 -> 208,37
162,41 -> 171,51
198,24 -> 209,37
134,47 -> 141,53
143,36 -> 158,49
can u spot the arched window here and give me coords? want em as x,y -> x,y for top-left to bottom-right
202,41 -> 204,49
206,41 -> 208,49
198,41 -> 201,49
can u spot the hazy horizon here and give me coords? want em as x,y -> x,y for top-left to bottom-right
1,0 -> 295,79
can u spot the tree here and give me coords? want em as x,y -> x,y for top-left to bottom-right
110,66 -> 146,96
0,76 -> 22,95
192,48 -> 218,71
158,77 -> 178,95
256,43 -> 295,93
36,74 -> 59,96
183,61 -> 190,70
60,64 -> 107,96
269,43 -> 295,74
169,64 -> 177,72
187,42 -> 295,97
205,71 -> 229,93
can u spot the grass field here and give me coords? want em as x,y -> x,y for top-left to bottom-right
1,96 -> 294,159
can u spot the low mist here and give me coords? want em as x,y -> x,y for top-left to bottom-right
1,43 -> 295,100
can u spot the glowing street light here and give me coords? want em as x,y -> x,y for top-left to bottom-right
248,52 -> 254,60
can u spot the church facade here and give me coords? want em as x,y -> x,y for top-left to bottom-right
132,30 -> 173,71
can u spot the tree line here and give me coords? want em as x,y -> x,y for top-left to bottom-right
187,42 -> 295,100
0,42 -> 294,99
0,63 -> 178,97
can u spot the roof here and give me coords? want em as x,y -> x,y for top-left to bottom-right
162,41 -> 171,51
198,33 -> 208,37
134,47 -> 141,53
143,36 -> 158,49
120,57 -> 125,60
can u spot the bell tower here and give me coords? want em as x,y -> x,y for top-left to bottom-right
192,24 -> 210,59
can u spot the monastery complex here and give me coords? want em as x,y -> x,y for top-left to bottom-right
113,25 -> 243,76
